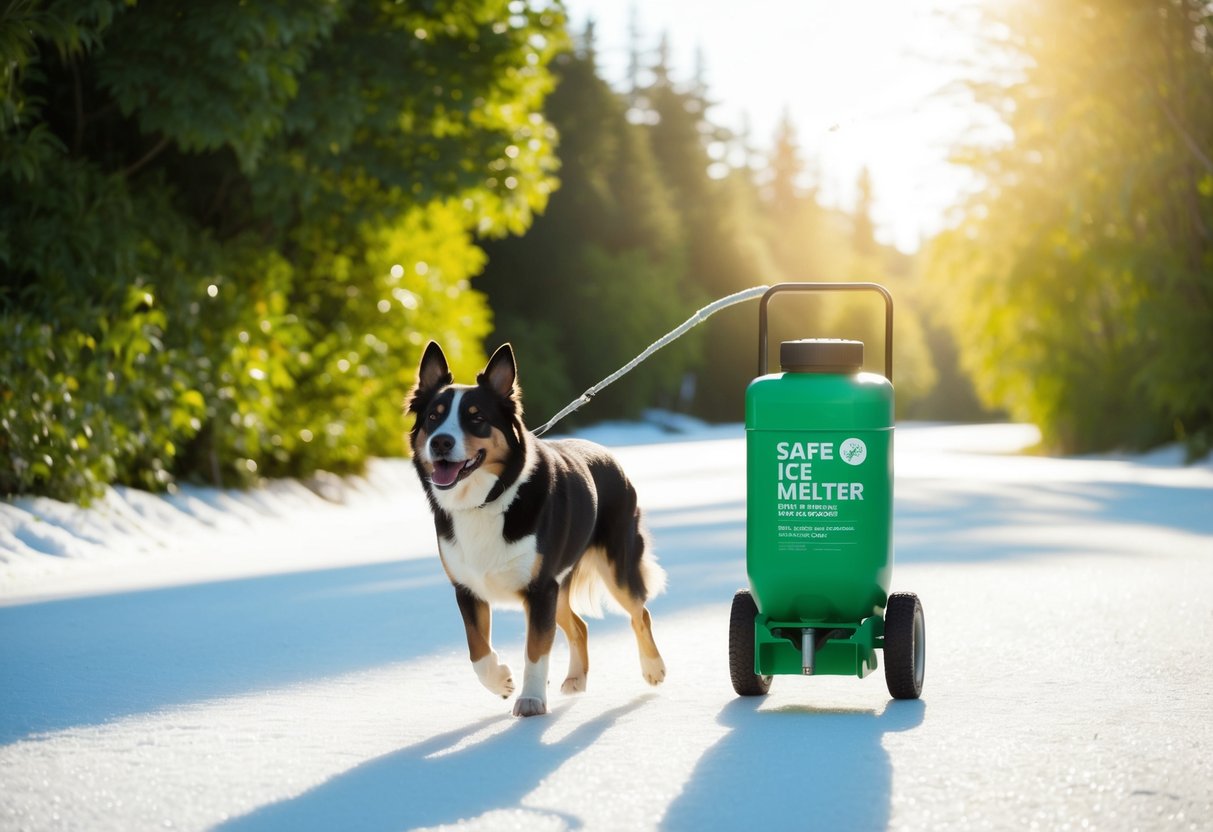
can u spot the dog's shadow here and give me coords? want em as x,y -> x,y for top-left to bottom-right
216,696 -> 654,832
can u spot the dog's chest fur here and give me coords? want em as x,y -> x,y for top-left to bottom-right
439,507 -> 538,605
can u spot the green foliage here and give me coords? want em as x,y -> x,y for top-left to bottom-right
636,44 -> 777,421
0,284 -> 205,500
98,3 -> 338,170
928,0 -> 1213,454
478,22 -> 946,428
477,41 -> 700,426
1,0 -> 564,502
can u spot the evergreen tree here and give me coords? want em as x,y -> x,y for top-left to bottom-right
853,167 -> 878,256
640,34 -> 776,420
758,116 -> 939,410
476,26 -> 696,426
766,109 -> 803,218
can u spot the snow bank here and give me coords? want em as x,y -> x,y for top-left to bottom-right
0,459 -> 430,602
2,418 -> 1207,603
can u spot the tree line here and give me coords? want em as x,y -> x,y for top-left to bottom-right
478,24 -> 942,426
2,0 -> 1208,505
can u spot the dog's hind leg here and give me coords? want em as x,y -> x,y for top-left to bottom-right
556,581 -> 589,694
516,578 -> 559,717
598,516 -> 667,687
455,585 -> 515,699
602,572 -> 666,687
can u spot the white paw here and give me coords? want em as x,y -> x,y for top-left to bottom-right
642,656 -> 666,686
512,696 -> 548,717
473,654 -> 515,699
561,675 -> 587,695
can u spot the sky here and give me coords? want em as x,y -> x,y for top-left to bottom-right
559,0 -> 1000,253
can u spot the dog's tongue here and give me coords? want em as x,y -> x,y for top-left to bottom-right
431,460 -> 463,488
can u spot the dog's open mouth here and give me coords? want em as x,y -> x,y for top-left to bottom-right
429,450 -> 486,490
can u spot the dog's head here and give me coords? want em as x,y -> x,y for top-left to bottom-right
406,341 -> 528,509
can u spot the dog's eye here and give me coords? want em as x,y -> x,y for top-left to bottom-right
469,413 -> 485,425
427,412 -> 440,422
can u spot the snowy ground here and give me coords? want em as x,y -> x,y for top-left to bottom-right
2,421 -> 1212,831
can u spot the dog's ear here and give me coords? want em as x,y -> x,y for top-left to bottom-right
479,343 -> 518,399
406,341 -> 452,413
418,341 -> 451,390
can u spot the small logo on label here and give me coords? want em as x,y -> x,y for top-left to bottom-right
840,438 -> 867,466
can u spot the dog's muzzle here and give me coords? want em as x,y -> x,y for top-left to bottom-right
429,449 -> 486,489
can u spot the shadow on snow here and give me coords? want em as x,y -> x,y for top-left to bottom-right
1,462 -> 1205,745
660,697 -> 926,831
216,697 -> 654,832
0,559 -> 453,745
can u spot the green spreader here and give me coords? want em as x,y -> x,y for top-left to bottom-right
729,282 -> 925,700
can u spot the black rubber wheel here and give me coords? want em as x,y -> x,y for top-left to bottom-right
729,589 -> 772,696
884,592 -> 925,700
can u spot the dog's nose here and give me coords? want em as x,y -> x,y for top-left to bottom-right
430,434 -> 455,457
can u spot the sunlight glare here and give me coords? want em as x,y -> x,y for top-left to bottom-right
562,0 -> 991,252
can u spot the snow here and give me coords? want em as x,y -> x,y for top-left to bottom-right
2,420 -> 1212,831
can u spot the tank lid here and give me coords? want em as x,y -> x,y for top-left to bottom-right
780,339 -> 864,374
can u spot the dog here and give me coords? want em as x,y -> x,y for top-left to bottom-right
406,341 -> 667,717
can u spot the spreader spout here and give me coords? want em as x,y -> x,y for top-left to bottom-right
801,628 -> 816,675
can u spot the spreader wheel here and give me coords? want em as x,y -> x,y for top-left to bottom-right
729,589 -> 772,696
884,592 -> 925,700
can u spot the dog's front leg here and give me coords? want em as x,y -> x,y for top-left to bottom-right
454,585 -> 514,699
515,578 -> 558,717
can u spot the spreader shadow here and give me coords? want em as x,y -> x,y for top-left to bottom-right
660,696 -> 926,831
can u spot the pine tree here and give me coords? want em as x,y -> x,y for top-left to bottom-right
640,33 -> 776,419
853,167 -> 878,256
477,26 -> 696,425
766,109 -> 803,218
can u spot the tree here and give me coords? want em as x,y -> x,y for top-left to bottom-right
853,167 -> 878,257
639,33 -> 777,420
760,111 -> 844,287
765,108 -> 805,217
928,0 -> 1213,454
756,114 -> 939,411
476,24 -> 697,426
0,0 -> 565,501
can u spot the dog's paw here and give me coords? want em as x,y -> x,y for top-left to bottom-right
473,654 -> 515,699
512,696 -> 548,718
641,656 -> 666,686
561,675 -> 587,695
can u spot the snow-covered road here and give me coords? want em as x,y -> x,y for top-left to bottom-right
2,424 -> 1211,831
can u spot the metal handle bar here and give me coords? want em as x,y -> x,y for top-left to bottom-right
757,282 -> 894,381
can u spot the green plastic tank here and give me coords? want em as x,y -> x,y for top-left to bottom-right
745,337 -> 894,624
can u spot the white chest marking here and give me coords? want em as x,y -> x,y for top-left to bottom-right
440,514 -> 537,605
435,435 -> 539,604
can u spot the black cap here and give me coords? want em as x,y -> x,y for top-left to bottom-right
780,339 -> 863,373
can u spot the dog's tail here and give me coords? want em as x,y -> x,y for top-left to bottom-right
568,533 -> 666,619
639,538 -> 668,599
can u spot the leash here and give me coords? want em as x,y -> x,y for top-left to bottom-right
530,285 -> 771,437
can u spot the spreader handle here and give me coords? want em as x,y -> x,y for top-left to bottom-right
757,282 -> 894,382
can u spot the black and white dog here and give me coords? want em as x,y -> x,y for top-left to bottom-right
407,342 -> 666,717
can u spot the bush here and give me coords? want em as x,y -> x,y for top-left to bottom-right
0,0 -> 564,503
